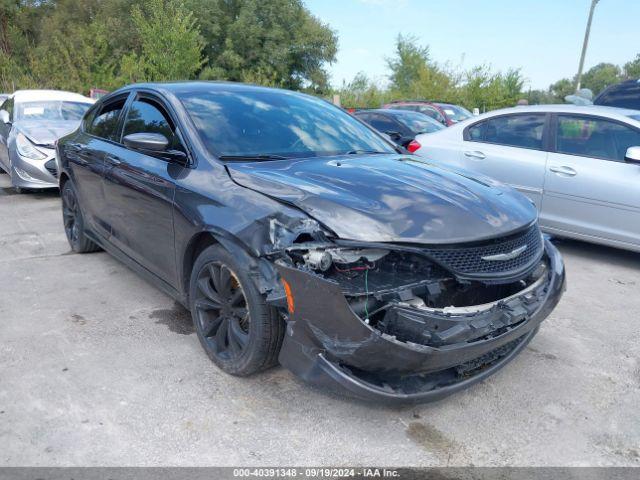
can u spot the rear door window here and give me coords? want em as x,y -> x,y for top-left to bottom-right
467,114 -> 546,150
87,99 -> 126,141
555,115 -> 640,162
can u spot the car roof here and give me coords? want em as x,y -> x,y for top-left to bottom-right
12,89 -> 94,104
357,109 -> 419,117
459,104 -> 640,125
113,81 -> 294,97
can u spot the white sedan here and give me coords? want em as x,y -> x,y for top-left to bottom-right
413,104 -> 640,253
0,90 -> 94,192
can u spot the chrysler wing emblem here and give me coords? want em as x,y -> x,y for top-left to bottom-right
481,245 -> 528,261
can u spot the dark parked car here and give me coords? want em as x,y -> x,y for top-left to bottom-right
382,100 -> 473,126
353,108 -> 443,152
57,82 -> 565,403
594,79 -> 640,110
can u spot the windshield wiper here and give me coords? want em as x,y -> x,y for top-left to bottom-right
219,154 -> 289,161
344,150 -> 389,155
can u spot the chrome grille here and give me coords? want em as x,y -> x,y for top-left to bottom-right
422,224 -> 543,277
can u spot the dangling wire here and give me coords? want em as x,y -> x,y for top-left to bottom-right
364,268 -> 370,322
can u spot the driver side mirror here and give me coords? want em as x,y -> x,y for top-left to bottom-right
0,110 -> 10,125
123,132 -> 187,164
625,146 -> 640,165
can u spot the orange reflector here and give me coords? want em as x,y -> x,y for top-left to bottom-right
282,279 -> 295,314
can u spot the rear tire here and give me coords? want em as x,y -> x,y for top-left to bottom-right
189,245 -> 284,376
61,180 -> 101,253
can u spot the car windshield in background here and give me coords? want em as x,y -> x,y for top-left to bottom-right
437,104 -> 472,122
178,89 -> 396,159
15,101 -> 91,121
398,111 -> 445,133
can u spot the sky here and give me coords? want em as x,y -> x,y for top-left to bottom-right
304,0 -> 640,90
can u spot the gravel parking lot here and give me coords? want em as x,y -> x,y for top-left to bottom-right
0,172 -> 639,467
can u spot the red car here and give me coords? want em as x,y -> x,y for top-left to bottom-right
382,100 -> 473,127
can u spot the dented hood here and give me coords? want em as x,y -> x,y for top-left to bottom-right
16,120 -> 80,147
227,154 -> 538,245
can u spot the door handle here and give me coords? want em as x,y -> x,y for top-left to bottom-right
464,150 -> 486,159
549,165 -> 577,177
66,143 -> 83,153
105,154 -> 122,166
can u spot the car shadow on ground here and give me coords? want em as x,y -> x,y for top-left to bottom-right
0,187 -> 60,198
551,237 -> 640,270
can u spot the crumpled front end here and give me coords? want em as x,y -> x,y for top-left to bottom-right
269,222 -> 565,404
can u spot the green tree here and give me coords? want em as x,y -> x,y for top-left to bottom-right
386,34 -> 431,94
459,66 -> 524,112
385,35 -> 459,102
1,0 -> 337,93
549,78 -> 574,102
119,0 -> 205,83
187,0 -> 337,92
335,72 -> 390,108
623,54 -> 640,79
526,89 -> 557,105
580,62 -> 621,95
30,20 -> 116,92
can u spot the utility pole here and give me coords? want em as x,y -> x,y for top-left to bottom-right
576,0 -> 600,91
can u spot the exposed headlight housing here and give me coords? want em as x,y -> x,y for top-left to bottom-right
16,133 -> 47,160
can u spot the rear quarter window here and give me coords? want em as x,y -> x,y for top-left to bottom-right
466,114 -> 546,150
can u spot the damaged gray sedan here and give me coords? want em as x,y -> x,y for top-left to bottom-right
57,82 -> 565,403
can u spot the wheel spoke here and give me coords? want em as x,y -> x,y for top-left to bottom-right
214,316 -> 229,350
63,214 -> 74,229
231,307 -> 248,319
194,297 -> 221,312
229,289 -> 244,306
202,315 -> 223,338
211,265 -> 231,296
63,190 -> 76,212
197,278 -> 223,305
228,317 -> 249,349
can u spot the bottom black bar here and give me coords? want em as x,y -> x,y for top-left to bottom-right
0,468 -> 638,480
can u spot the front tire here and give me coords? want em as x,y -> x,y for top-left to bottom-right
189,245 -> 284,376
61,180 -> 101,253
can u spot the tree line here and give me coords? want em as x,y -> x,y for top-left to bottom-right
0,0 -> 338,93
1,1 -> 639,112
336,35 -> 640,111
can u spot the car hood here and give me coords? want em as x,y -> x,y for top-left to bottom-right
16,121 -> 80,147
226,154 -> 538,245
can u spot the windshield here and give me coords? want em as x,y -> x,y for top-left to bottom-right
396,111 -> 444,134
437,104 -> 472,122
16,101 -> 92,121
177,89 -> 396,158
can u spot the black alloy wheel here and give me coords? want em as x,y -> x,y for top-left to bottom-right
194,262 -> 250,360
189,245 -> 284,376
61,180 -> 100,253
62,184 -> 80,245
